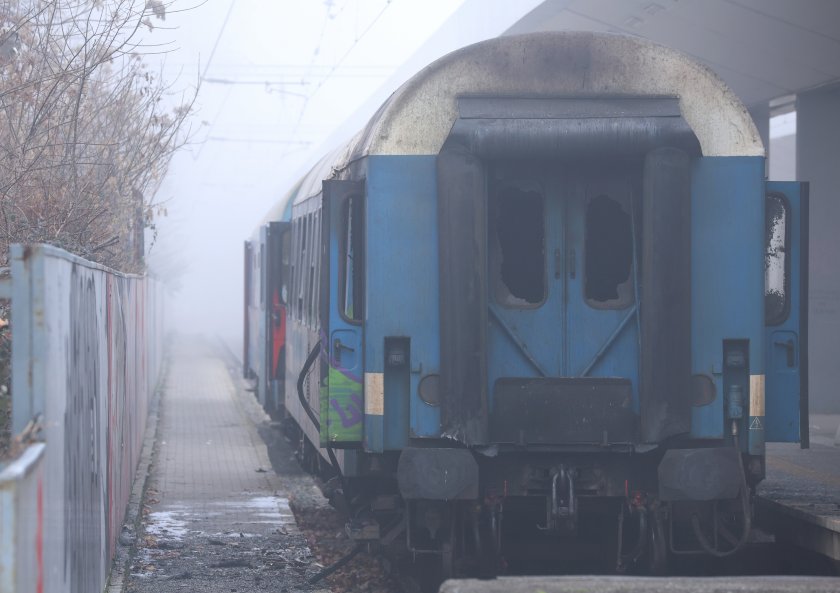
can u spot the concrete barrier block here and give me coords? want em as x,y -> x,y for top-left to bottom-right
0,443 -> 45,593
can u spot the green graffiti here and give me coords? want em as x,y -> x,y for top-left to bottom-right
320,365 -> 363,445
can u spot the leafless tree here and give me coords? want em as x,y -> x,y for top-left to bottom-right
0,0 -> 196,272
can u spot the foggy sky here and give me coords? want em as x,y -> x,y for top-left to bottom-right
143,0 -> 466,343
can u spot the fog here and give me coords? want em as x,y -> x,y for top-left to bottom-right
143,0 -> 468,345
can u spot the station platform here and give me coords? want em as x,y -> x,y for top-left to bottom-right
755,415 -> 840,564
118,336 -> 324,593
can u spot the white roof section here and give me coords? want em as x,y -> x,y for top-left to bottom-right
357,32 -> 763,158
282,31 -> 764,209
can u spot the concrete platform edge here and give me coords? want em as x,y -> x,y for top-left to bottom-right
439,575 -> 840,593
756,496 -> 840,532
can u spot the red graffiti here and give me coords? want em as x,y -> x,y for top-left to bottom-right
107,276 -> 116,558
271,290 -> 286,378
37,476 -> 43,593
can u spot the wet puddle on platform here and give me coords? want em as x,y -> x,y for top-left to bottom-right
145,495 -> 295,542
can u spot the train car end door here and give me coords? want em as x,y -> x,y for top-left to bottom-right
764,182 -> 809,447
320,180 -> 365,447
266,221 -> 290,415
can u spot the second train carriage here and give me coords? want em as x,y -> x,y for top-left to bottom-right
243,31 -> 809,575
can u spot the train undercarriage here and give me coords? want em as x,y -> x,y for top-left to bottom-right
283,420 -> 755,583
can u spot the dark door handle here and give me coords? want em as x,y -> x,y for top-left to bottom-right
333,338 -> 355,364
774,338 -> 795,367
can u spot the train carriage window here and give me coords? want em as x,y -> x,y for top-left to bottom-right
301,216 -> 308,256
340,195 -> 365,322
585,194 -> 634,308
312,210 -> 321,326
291,221 -> 298,318
303,214 -> 309,324
249,247 -> 255,308
765,193 -> 790,325
289,224 -> 294,315
296,218 -> 304,321
488,182 -> 546,307
281,229 -> 291,305
259,247 -> 264,306
307,212 -> 316,326
300,217 -> 306,321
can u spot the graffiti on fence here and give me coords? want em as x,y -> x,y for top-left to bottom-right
64,266 -> 102,593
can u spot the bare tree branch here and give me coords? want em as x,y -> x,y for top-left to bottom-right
0,0 -> 196,271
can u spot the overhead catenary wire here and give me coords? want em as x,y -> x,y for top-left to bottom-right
200,0 -> 235,82
192,0 -> 236,160
308,0 -> 393,98
194,1 -> 397,162
289,0 -> 396,145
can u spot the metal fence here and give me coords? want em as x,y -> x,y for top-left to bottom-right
0,297 -> 10,458
0,244 -> 164,593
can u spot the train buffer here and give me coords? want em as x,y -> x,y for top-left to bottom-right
755,414 -> 840,565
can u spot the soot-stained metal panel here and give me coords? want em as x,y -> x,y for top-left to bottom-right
640,148 -> 692,443
450,117 -> 700,159
490,377 -> 638,445
658,447 -> 742,501
397,447 -> 478,500
437,144 -> 489,446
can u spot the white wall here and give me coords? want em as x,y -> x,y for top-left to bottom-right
798,86 -> 840,413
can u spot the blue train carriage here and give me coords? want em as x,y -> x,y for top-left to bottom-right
266,31 -> 809,575
243,195 -> 297,417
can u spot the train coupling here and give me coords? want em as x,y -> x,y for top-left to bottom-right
537,465 -> 577,532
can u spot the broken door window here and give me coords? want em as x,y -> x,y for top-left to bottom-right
765,193 -> 789,325
489,183 -> 546,307
584,194 -> 633,307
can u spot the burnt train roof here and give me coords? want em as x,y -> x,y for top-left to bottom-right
267,31 -> 763,218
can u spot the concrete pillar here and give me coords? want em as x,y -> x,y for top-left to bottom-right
768,108 -> 796,182
748,103 -> 769,180
797,85 -> 840,413
749,103 -> 770,150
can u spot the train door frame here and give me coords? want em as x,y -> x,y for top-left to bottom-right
764,182 -> 810,447
319,179 -> 366,447
437,98 -> 697,446
264,221 -> 290,416
485,162 -> 644,446
485,162 -> 566,378
564,166 -> 640,381
243,240 -> 253,378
